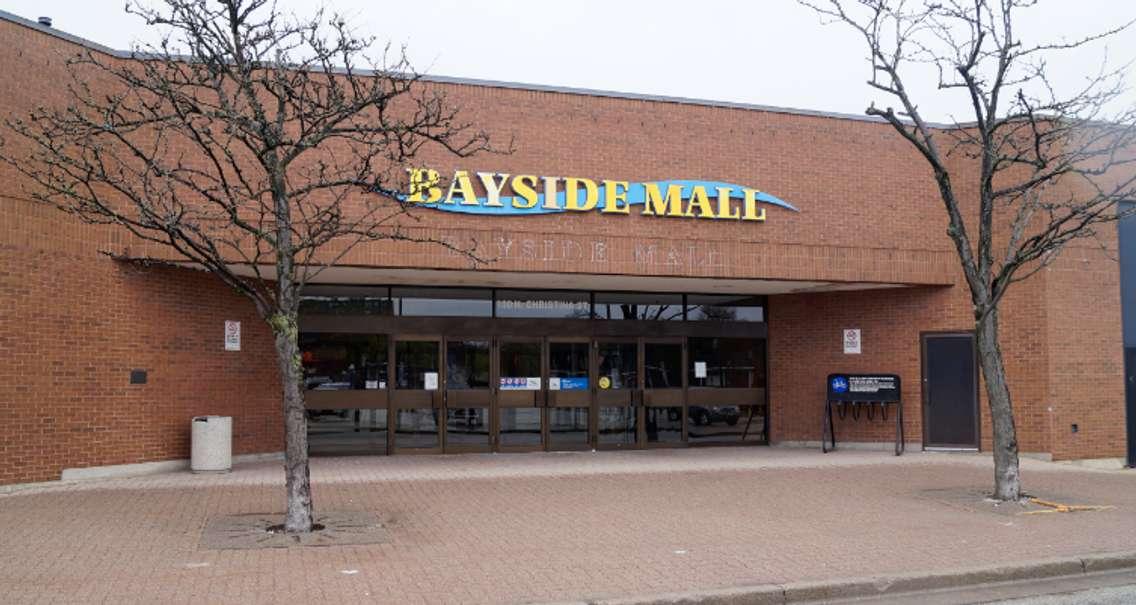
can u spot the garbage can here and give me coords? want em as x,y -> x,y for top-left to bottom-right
191,415 -> 232,473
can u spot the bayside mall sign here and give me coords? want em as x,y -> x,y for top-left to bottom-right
405,168 -> 800,221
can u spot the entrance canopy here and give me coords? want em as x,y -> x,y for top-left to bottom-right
226,265 -> 916,296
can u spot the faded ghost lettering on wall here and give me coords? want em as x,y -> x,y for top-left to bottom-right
438,234 -> 725,269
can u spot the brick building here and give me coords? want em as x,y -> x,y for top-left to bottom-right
0,11 -> 1130,486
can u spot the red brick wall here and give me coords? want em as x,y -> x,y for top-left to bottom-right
1044,250 -> 1126,459
0,16 -> 1127,484
0,234 -> 283,485
769,287 -> 961,447
0,21 -> 284,484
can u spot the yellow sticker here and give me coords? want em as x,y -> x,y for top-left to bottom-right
598,376 -> 612,389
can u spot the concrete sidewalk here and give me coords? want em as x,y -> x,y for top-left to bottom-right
0,448 -> 1133,604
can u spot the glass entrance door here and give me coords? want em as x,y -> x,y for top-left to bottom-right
595,339 -> 639,448
547,340 -> 591,450
497,338 -> 545,451
643,339 -> 685,445
391,337 -> 443,453
444,338 -> 491,452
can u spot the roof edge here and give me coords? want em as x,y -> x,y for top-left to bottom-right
0,8 -> 956,128
417,73 -> 901,125
0,8 -> 121,56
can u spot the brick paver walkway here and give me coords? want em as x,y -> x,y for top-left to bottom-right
1,448 -> 1134,604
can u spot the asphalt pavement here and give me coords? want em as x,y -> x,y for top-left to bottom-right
819,569 -> 1136,605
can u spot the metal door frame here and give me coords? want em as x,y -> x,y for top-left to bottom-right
641,337 -> 687,448
496,336 -> 546,452
546,337 -> 593,451
302,313 -> 772,455
593,336 -> 641,450
441,336 -> 493,454
389,334 -> 444,454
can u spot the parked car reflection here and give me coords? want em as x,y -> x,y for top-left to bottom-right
686,405 -> 740,426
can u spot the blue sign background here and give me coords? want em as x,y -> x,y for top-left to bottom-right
830,376 -> 849,394
559,377 -> 589,391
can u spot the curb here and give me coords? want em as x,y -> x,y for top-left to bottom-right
551,550 -> 1136,605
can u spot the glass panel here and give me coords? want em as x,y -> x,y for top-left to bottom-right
644,342 -> 682,389
687,404 -> 764,444
644,407 -> 682,443
495,290 -> 591,319
549,407 -> 589,448
300,333 -> 388,391
500,342 -> 542,389
395,341 -> 440,389
597,407 -> 636,445
395,408 -> 439,448
549,342 -> 588,380
594,292 -> 684,320
445,407 -> 489,447
688,338 -> 766,388
499,408 -> 542,447
446,340 -> 490,389
299,286 -> 393,316
685,294 -> 765,322
393,287 -> 492,317
307,408 -> 387,456
597,342 -> 637,390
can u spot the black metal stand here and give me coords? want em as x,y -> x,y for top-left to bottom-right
821,399 -> 904,456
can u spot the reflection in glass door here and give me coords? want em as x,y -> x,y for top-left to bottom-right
497,339 -> 544,450
444,339 -> 491,452
687,337 -> 767,444
643,340 -> 684,445
596,339 -> 638,447
392,339 -> 442,451
301,333 -> 390,456
548,340 -> 590,449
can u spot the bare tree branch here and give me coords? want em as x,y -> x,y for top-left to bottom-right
0,0 -> 501,533
799,0 -> 1136,502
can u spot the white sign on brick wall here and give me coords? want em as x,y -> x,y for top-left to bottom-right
843,328 -> 861,355
224,320 -> 241,351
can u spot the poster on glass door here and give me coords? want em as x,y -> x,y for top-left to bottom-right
500,377 -> 541,390
562,377 -> 588,390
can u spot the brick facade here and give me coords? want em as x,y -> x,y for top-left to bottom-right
0,16 -> 1126,485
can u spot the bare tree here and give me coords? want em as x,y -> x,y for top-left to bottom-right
2,0 -> 493,532
800,0 -> 1136,499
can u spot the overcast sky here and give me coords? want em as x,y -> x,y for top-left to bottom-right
4,0 -> 1135,122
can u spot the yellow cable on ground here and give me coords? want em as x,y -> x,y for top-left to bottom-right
1019,498 -> 1115,515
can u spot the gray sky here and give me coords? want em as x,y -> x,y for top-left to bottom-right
4,0 -> 1135,122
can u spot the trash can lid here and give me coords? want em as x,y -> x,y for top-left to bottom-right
192,415 -> 228,421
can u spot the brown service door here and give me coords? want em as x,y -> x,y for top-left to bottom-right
922,333 -> 979,449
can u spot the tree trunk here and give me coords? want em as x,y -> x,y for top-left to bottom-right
975,307 -> 1022,501
271,312 -> 313,533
